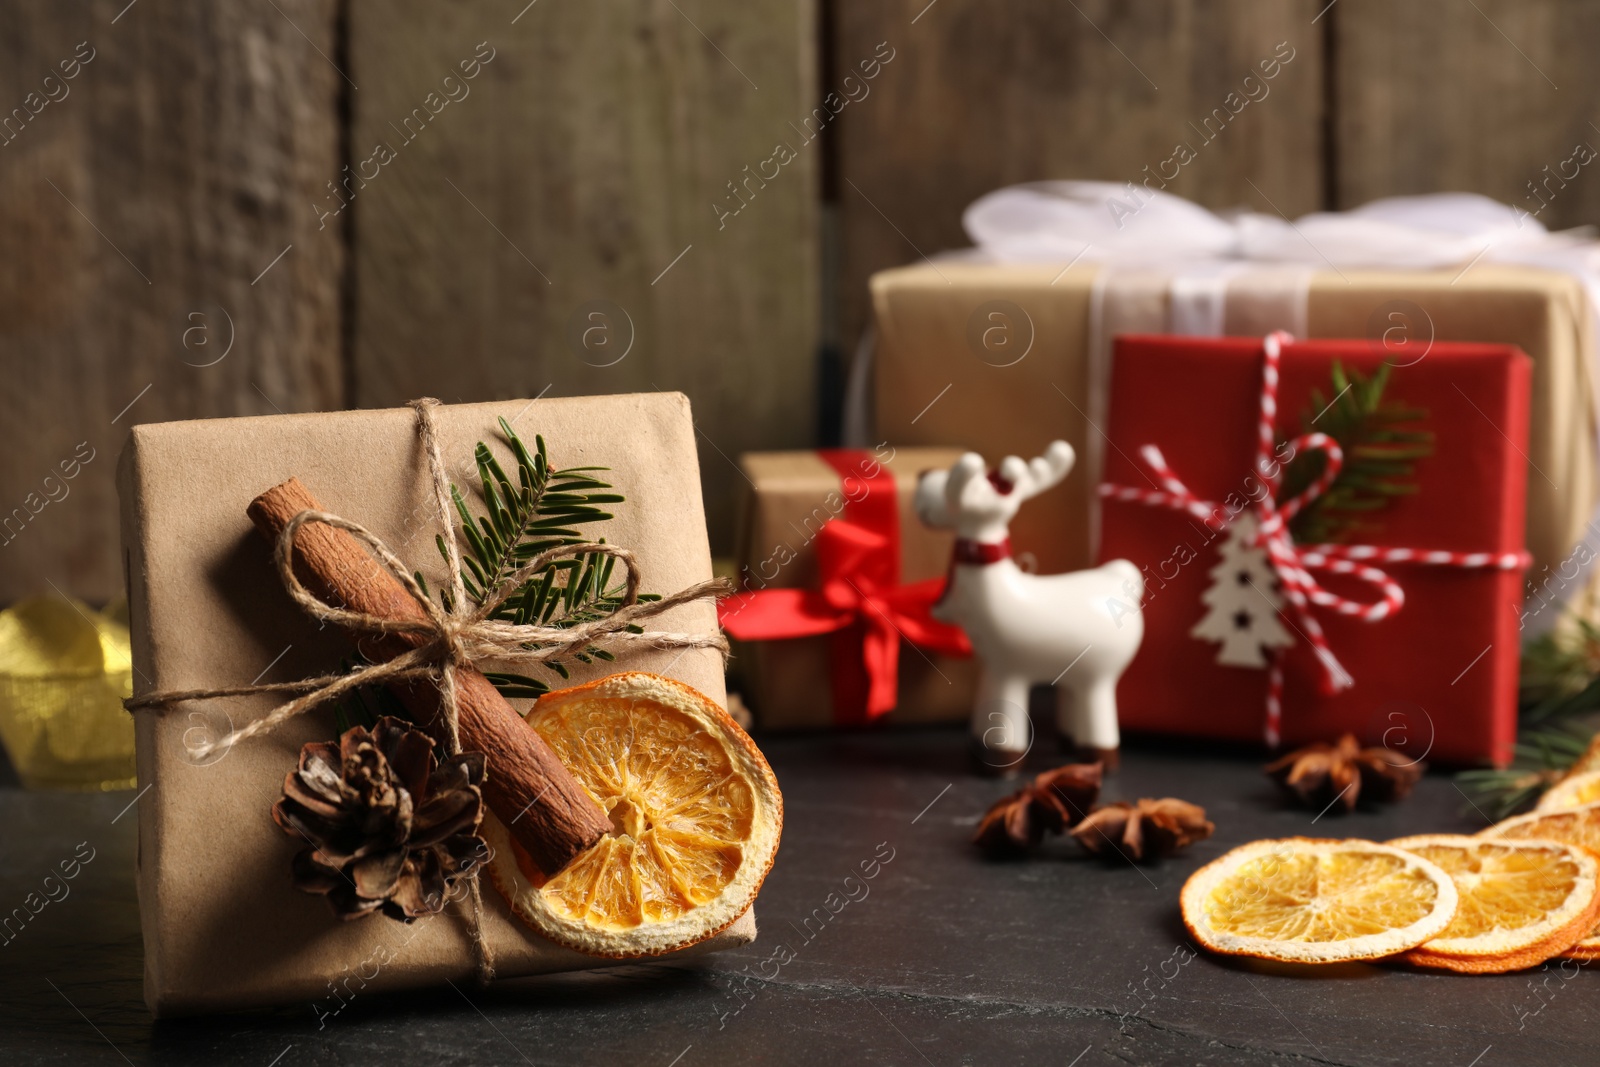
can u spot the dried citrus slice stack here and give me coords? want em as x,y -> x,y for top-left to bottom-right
1385,834 -> 1600,972
1482,801 -> 1600,959
1537,770 -> 1600,813
484,672 -> 782,957
1180,838 -> 1457,963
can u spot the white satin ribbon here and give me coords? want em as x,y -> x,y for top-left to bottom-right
963,181 -> 1593,270
854,183 -> 1570,441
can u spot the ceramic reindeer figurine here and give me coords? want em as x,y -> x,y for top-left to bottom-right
915,441 -> 1143,773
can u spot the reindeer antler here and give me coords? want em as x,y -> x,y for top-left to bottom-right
916,442 -> 1076,534
997,441 -> 1075,501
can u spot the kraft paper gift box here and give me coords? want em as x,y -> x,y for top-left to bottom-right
870,262 -> 1598,626
723,447 -> 978,729
118,393 -> 753,1017
1099,335 -> 1530,765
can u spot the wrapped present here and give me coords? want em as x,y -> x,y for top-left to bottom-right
1097,333 -> 1530,765
865,184 -> 1600,631
720,447 -> 976,728
117,394 -> 758,1016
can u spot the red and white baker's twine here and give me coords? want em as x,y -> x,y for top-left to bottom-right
1098,331 -> 1530,747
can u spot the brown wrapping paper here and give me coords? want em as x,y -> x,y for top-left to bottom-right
872,262 -> 1600,623
730,448 -> 979,728
118,393 -> 753,1017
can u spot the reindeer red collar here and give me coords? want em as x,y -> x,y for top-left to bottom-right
916,441 -> 1145,773
952,538 -> 1011,565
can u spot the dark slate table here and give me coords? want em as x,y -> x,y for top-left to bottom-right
1,729 -> 1592,1066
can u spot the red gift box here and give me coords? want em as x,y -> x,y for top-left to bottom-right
1098,333 -> 1531,766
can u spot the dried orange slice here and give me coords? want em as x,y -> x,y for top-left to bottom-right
1482,801 -> 1600,959
483,672 -> 782,957
1386,834 -> 1600,973
1489,801 -> 1600,851
1181,838 -> 1457,963
1538,770 -> 1600,813
1564,733 -> 1600,780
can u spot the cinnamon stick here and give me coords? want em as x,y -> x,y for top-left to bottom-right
248,477 -> 610,876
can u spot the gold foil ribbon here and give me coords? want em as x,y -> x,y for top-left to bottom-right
0,596 -> 135,790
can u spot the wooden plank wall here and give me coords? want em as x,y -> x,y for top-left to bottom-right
0,0 -> 343,604
4,0 -> 1598,600
348,0 -> 819,552
1333,0 -> 1600,230
832,0 -> 1328,355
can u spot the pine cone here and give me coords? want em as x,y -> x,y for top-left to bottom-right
1263,733 -> 1424,812
272,717 -> 489,922
973,762 -> 1102,855
1071,798 -> 1214,862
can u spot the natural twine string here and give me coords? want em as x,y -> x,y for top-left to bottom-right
126,397 -> 731,984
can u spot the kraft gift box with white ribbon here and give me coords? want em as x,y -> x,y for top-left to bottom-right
861,183 -> 1600,635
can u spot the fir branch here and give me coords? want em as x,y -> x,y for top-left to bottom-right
1456,766 -> 1563,822
1281,361 -> 1433,545
1456,622 -> 1600,817
330,654 -> 412,736
325,418 -> 647,725
1520,618 -> 1600,724
434,416 -> 651,698
1456,724 -> 1590,820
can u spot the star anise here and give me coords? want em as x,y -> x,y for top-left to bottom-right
1070,798 -> 1214,862
1263,733 -> 1424,812
972,763 -> 1102,855
272,716 -> 489,922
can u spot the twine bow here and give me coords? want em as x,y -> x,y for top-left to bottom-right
1099,332 -> 1530,747
126,397 -> 731,982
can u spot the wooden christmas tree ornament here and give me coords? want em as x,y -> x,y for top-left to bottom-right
1190,513 -> 1294,668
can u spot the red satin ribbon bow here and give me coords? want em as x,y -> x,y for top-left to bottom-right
719,450 -> 971,724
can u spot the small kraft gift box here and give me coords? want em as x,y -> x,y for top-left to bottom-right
720,447 -> 977,729
118,394 -> 761,1016
1097,333 -> 1531,766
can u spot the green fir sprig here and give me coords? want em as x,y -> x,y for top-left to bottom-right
428,416 -> 656,697
1280,362 -> 1433,545
330,416 -> 649,729
1457,621 -> 1600,819
1519,619 -> 1600,727
1455,730 -> 1590,821
330,657 -> 408,734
